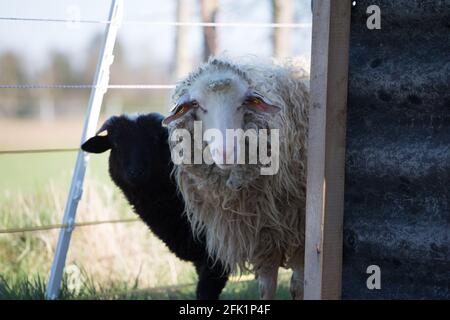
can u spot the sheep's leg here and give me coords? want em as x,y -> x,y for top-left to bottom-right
194,259 -> 229,300
257,253 -> 281,300
290,266 -> 304,300
258,266 -> 278,300
289,251 -> 305,300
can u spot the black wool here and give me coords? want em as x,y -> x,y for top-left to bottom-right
82,113 -> 228,300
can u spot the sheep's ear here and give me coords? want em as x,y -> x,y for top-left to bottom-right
244,91 -> 281,114
81,135 -> 111,154
96,116 -> 117,135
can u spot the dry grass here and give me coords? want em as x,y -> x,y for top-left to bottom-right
0,179 -> 196,291
0,117 -> 197,294
0,118 -> 292,299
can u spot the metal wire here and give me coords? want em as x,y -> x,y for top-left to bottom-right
0,17 -> 110,24
0,148 -> 79,155
0,217 -> 140,234
125,21 -> 312,28
0,10 -> 312,299
0,14 -> 309,291
108,84 -> 175,89
0,16 -> 312,28
0,84 -> 175,90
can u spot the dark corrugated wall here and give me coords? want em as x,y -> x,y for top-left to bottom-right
342,0 -> 450,299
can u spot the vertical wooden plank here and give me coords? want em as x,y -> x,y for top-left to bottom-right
304,0 -> 351,300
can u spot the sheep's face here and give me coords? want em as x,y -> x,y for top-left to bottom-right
191,74 -> 246,168
164,71 -> 281,169
108,117 -> 169,187
81,114 -> 171,188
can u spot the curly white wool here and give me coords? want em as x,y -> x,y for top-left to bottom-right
168,55 -> 309,274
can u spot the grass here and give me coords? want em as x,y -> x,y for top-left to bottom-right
0,151 -> 109,202
0,121 -> 294,300
0,176 -> 199,297
0,273 -> 292,300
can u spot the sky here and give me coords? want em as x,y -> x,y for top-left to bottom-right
0,0 -> 312,78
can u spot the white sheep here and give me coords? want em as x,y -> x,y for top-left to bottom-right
163,56 -> 309,299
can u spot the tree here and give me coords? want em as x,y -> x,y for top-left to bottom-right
271,0 -> 293,59
199,0 -> 219,61
83,33 -> 128,84
0,51 -> 33,117
44,52 -> 80,85
0,51 -> 27,84
37,51 -> 79,119
174,0 -> 192,78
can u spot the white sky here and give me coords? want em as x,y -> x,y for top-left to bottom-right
0,0 -> 312,77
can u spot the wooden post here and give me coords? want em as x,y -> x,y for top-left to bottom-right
304,0 -> 351,300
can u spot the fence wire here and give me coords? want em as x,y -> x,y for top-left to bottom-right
0,16 -> 312,28
0,217 -> 140,235
0,148 -> 79,155
0,10 -> 307,297
0,84 -> 175,89
0,13 -> 160,241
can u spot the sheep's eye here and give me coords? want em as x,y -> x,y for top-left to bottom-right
249,97 -> 262,104
163,100 -> 200,125
176,106 -> 186,115
242,96 -> 261,108
242,92 -> 281,114
174,100 -> 198,115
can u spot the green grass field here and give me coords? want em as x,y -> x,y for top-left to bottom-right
0,147 -> 292,300
0,152 -> 109,202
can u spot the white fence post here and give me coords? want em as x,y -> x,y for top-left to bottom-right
45,0 -> 123,300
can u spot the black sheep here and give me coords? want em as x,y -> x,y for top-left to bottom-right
81,112 -> 228,300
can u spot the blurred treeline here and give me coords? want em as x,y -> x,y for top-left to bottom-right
0,0 -> 304,120
0,34 -> 170,119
